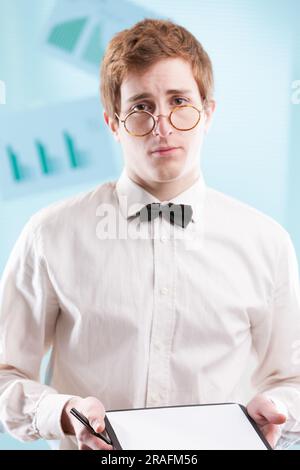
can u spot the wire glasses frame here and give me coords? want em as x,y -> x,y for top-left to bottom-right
114,104 -> 203,137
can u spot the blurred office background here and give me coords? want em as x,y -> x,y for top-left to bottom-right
0,0 -> 299,450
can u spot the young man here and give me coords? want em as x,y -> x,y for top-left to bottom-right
0,19 -> 300,451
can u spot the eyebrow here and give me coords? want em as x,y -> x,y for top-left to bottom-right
126,89 -> 193,103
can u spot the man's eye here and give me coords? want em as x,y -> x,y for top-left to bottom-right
132,103 -> 151,112
173,97 -> 188,106
131,98 -> 187,112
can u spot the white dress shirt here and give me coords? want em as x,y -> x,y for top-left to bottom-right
0,168 -> 300,450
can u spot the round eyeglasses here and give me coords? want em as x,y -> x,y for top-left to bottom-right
115,104 -> 202,137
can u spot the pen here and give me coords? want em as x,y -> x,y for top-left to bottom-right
70,407 -> 113,446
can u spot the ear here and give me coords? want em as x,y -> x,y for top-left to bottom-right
103,110 -> 121,142
203,100 -> 216,134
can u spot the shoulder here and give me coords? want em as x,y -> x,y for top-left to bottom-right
205,187 -> 290,250
26,179 -> 118,237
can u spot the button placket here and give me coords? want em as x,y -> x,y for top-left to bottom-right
146,216 -> 175,407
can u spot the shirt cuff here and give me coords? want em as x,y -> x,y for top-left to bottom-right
34,393 -> 75,440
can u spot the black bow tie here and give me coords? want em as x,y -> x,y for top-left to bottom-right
138,202 -> 193,228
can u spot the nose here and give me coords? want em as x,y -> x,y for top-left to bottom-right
152,114 -> 173,138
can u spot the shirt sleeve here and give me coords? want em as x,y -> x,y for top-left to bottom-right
251,232 -> 300,432
0,218 -> 74,441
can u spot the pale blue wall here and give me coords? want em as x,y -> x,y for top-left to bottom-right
0,0 -> 299,450
286,0 -> 300,260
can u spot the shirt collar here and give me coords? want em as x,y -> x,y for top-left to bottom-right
115,168 -> 206,224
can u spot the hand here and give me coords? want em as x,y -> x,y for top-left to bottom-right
61,396 -> 114,450
247,394 -> 287,448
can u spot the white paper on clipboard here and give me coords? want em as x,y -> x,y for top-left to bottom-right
105,403 -> 271,450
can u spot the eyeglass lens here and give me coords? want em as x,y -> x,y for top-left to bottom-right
124,106 -> 200,136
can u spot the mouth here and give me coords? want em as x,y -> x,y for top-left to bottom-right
150,147 -> 180,157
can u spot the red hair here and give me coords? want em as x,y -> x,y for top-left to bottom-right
100,18 -> 214,119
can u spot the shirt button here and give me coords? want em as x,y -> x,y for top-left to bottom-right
160,236 -> 168,243
160,287 -> 169,295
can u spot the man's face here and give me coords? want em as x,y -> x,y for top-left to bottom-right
105,57 -> 215,187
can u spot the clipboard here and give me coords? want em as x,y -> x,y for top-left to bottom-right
104,403 -> 272,450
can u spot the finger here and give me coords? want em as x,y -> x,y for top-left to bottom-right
78,397 -> 109,436
82,397 -> 107,432
87,412 -> 112,445
262,423 -> 282,449
71,397 -> 113,449
77,429 -> 113,450
84,434 -> 113,451
260,400 -> 287,425
248,395 -> 287,425
90,417 -> 106,434
78,443 -> 92,451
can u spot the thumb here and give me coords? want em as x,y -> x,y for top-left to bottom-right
89,416 -> 106,434
261,397 -> 287,424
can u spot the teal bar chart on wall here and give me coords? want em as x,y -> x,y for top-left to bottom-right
0,97 -> 117,200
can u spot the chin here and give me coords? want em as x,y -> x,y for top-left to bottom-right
152,168 -> 185,182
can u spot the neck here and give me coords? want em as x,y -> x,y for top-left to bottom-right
127,170 -> 200,201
